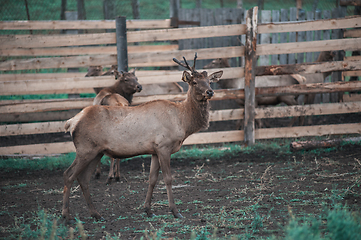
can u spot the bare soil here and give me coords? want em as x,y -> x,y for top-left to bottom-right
1,141 -> 361,239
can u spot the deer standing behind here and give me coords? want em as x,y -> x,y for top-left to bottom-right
203,51 -> 335,127
92,68 -> 142,184
63,54 -> 223,220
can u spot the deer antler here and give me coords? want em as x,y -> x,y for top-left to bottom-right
173,53 -> 198,74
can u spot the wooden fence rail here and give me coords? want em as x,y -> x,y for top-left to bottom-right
1,7 -> 361,155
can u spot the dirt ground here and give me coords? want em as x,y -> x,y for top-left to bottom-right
1,139 -> 361,239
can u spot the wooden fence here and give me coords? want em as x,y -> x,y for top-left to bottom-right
0,7 -> 361,155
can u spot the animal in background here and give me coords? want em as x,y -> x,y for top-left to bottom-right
93,69 -> 142,184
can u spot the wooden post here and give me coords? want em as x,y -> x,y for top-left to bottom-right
116,16 -> 128,72
244,7 -> 258,146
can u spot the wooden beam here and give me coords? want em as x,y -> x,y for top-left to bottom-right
0,67 -> 243,95
344,28 -> 361,38
256,81 -> 361,97
0,44 -> 178,57
0,121 -> 66,136
255,123 -> 361,139
1,122 -> 360,155
0,88 -> 244,114
244,7 -> 258,146
258,15 -> 361,34
0,46 -> 244,71
255,59 -> 361,76
340,0 -> 361,6
255,101 -> 361,119
257,38 -> 361,56
0,19 -> 172,30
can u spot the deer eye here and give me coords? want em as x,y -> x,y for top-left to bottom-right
192,80 -> 197,85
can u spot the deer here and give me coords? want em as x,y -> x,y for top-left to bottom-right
203,51 -> 335,127
62,53 -> 223,221
87,65 -> 184,96
92,68 -> 142,184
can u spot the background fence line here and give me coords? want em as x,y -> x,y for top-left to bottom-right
0,7 -> 360,155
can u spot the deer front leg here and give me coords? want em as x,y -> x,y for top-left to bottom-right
144,154 -> 160,217
158,152 -> 183,218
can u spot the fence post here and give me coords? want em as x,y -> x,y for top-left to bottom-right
116,16 -> 128,72
244,7 -> 258,146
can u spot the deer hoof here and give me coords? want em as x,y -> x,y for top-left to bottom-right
174,212 -> 184,218
144,208 -> 156,218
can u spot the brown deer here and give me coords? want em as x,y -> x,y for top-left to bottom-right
63,53 -> 223,220
204,51 -> 335,127
85,65 -> 118,94
92,69 -> 142,184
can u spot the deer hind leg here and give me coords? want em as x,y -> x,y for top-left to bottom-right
144,154 -> 160,217
114,158 -> 121,181
106,158 -> 116,184
62,151 -> 103,221
94,162 -> 102,179
76,153 -> 104,220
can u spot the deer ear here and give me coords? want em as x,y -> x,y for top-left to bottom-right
182,71 -> 192,83
113,70 -> 121,80
209,70 -> 223,82
131,68 -> 136,74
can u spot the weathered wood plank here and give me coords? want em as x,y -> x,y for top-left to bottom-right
0,19 -> 172,30
0,121 -> 66,136
255,123 -> 361,139
255,59 -> 361,76
0,88 -> 244,114
0,46 -> 245,71
257,15 -> 361,34
0,44 -> 178,57
344,28 -> 361,38
256,81 -> 361,97
1,122 -> 360,155
244,7 -> 258,146
0,67 -> 244,95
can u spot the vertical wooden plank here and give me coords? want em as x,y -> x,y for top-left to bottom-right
297,9 -> 306,64
306,11 -> 314,63
288,7 -> 297,65
259,10 -> 271,66
66,11 -> 80,99
331,7 -> 346,103
279,9 -> 288,65
314,10 -> 322,61
322,10 -> 331,103
271,10 -> 280,65
244,7 -> 258,146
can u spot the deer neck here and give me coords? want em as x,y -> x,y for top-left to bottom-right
111,83 -> 133,104
180,89 -> 210,137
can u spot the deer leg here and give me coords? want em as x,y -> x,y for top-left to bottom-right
62,151 -> 102,221
77,153 -> 104,220
94,162 -> 101,179
158,152 -> 183,218
106,158 -> 116,184
144,154 -> 160,217
114,158 -> 121,181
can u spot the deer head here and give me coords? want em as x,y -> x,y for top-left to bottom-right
173,53 -> 223,101
113,68 -> 142,94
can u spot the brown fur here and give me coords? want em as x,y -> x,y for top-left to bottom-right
63,58 -> 223,220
